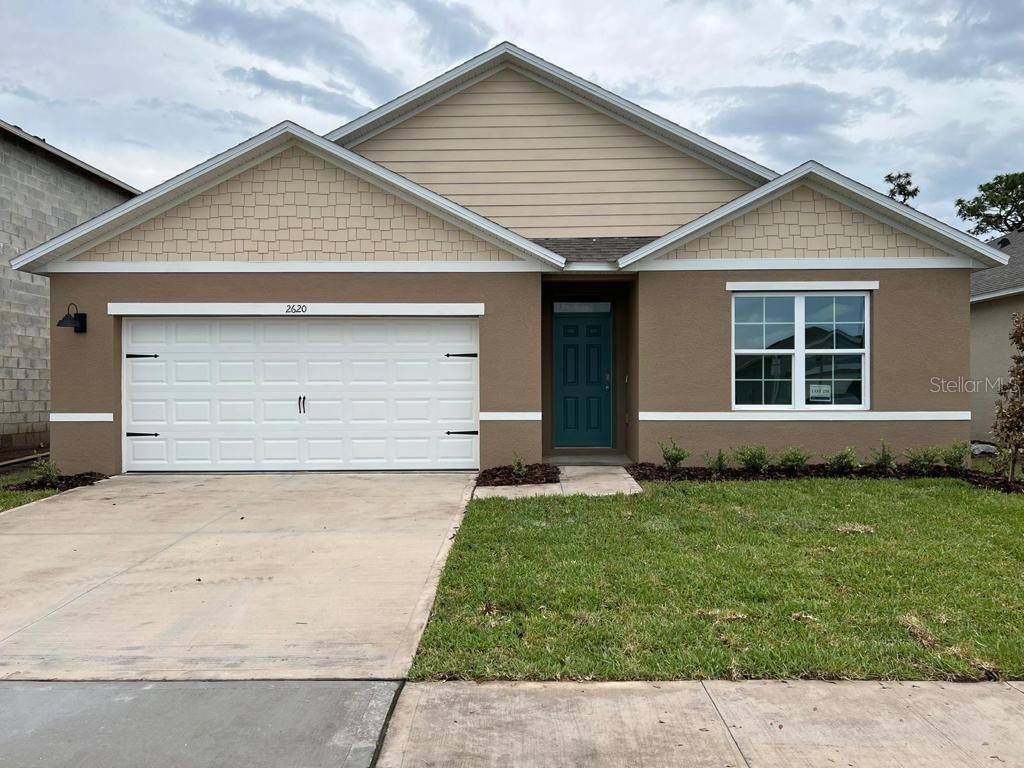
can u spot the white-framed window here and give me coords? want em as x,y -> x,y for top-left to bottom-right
731,292 -> 870,410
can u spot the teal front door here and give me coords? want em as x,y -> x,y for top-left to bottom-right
553,312 -> 613,448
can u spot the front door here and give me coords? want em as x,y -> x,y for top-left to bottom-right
552,311 -> 613,448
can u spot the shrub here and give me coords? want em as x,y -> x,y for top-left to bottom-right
940,441 -> 971,471
868,439 -> 897,473
511,453 -> 528,478
823,447 -> 859,474
732,444 -> 771,474
992,312 -> 1024,480
776,446 -> 811,473
904,446 -> 943,475
703,449 -> 730,474
658,438 -> 690,471
31,458 -> 61,487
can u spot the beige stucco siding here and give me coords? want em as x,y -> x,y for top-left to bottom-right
970,294 -> 1023,441
73,146 -> 518,263
353,68 -> 753,238
659,186 -> 943,260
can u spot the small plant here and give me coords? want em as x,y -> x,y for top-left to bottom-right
903,446 -> 943,475
31,458 -> 61,487
732,444 -> 771,474
703,449 -> 730,474
510,453 -> 528,478
992,312 -> 1024,480
868,439 -> 897,473
940,441 -> 970,471
823,447 -> 859,474
776,446 -> 810,473
658,438 -> 690,471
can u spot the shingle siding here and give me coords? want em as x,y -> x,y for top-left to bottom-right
1,131 -> 132,456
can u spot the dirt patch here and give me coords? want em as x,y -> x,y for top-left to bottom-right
4,472 -> 107,493
476,463 -> 560,487
626,462 -> 1024,494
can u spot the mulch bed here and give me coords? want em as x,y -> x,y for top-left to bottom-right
626,463 -> 1024,493
4,472 -> 107,492
476,463 -> 561,487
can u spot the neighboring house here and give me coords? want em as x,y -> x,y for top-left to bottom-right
13,43 -> 1006,475
969,230 -> 1024,442
0,119 -> 137,458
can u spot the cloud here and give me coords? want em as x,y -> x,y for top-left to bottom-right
224,67 -> 366,118
399,0 -> 493,59
135,97 -> 263,133
782,40 -> 882,75
152,0 -> 402,101
0,81 -> 64,107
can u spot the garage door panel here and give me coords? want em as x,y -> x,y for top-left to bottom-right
124,317 -> 479,471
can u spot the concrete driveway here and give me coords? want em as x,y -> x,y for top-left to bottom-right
0,472 -> 471,680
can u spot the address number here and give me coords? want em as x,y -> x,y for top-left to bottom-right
285,304 -> 308,314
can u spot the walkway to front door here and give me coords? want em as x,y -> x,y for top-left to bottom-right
552,311 -> 613,448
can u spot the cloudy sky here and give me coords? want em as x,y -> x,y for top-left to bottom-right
2,0 -> 1022,229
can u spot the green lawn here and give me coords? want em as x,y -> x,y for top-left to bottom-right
411,479 -> 1024,681
0,469 -> 57,513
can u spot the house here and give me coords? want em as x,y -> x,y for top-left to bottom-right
969,230 -> 1024,442
0,119 -> 137,459
12,43 -> 1006,474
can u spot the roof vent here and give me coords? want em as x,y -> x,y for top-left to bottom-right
999,237 -> 1011,248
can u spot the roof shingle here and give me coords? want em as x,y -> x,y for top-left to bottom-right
972,230 -> 1024,298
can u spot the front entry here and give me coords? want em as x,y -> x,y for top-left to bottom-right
552,310 -> 613,448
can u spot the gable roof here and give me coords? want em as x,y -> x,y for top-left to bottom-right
324,42 -> 777,186
618,161 -> 1008,270
972,230 -> 1024,302
1,118 -> 140,196
11,121 -> 566,273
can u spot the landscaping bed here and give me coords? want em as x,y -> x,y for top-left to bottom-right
476,462 -> 560,487
411,478 -> 1024,682
5,471 -> 106,493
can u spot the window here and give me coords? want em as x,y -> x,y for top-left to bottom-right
732,293 -> 869,409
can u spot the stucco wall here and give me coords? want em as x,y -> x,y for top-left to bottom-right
0,131 -> 132,456
970,294 -> 1024,442
73,146 -> 516,263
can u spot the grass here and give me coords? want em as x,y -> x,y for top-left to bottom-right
0,468 -> 57,513
411,478 -> 1024,681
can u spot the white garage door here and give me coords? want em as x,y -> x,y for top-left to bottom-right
123,317 -> 479,471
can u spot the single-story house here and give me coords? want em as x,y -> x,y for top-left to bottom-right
970,230 -> 1024,442
13,42 -> 1007,475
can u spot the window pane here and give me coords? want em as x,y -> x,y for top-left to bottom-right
764,355 -> 793,378
833,380 -> 863,404
835,296 -> 865,322
734,296 -> 763,323
736,380 -> 763,404
764,380 -> 792,405
735,355 -> 763,379
805,296 -> 834,322
765,323 -> 795,349
833,355 -> 863,378
765,296 -> 794,322
836,323 -> 865,349
805,323 -> 835,349
734,324 -> 763,349
805,355 -> 833,379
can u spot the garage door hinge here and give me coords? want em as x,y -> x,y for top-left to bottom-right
445,430 -> 479,436
126,432 -> 160,437
125,353 -> 160,358
444,352 -> 478,358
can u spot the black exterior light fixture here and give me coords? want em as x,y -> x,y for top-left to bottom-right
56,303 -> 87,333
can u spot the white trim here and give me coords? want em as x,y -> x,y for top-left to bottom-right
617,161 -> 1008,269
563,261 -> 620,272
479,411 -> 543,421
50,412 -> 114,422
639,411 -> 970,422
728,281 -> 879,292
324,43 -> 776,184
47,260 -> 548,274
107,302 -> 485,317
971,285 -> 1024,304
628,257 -> 978,271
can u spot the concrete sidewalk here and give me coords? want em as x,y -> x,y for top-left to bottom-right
473,465 -> 642,499
378,680 -> 1024,767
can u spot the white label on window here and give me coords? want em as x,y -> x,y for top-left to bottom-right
808,384 -> 832,401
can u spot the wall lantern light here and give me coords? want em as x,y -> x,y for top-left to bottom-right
56,303 -> 87,333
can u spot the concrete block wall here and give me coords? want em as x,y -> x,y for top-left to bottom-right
0,130 -> 132,456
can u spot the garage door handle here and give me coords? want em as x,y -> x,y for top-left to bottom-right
445,430 -> 479,435
301,396 -> 306,414
126,432 -> 160,437
444,353 -> 478,358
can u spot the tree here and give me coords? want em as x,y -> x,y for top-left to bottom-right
884,171 -> 919,204
992,312 -> 1024,481
955,172 -> 1024,236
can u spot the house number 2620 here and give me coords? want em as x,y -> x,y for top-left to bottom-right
285,304 -> 308,314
